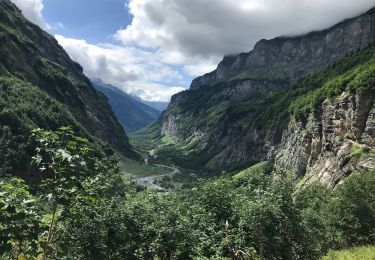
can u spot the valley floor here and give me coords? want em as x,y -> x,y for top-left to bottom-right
132,165 -> 180,190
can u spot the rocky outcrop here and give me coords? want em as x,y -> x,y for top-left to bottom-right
162,77 -> 287,141
161,115 -> 186,143
276,91 -> 375,187
191,7 -> 375,90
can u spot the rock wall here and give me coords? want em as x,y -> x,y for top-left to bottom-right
191,8 -> 375,90
276,91 -> 375,187
161,78 -> 287,141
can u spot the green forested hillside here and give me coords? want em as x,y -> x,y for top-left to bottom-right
0,0 -> 139,178
0,76 -> 79,179
253,44 -> 375,128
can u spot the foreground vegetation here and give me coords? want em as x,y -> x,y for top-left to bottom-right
1,128 -> 374,259
323,246 -> 375,260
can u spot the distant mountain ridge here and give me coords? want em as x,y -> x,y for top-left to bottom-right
91,78 -> 170,112
130,95 -> 169,112
92,80 -> 161,132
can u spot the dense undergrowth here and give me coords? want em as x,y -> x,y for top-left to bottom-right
0,75 -> 121,180
1,129 -> 374,259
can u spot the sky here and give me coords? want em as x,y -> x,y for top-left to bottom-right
10,0 -> 375,102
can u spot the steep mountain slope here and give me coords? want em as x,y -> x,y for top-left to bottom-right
143,7 -> 375,174
93,81 -> 161,132
275,46 -> 375,187
191,7 -> 375,90
0,0 -> 138,177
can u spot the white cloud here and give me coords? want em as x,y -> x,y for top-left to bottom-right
14,0 -> 375,102
105,0 -> 375,100
10,0 -> 50,29
55,35 -> 185,102
116,0 -> 375,59
124,82 -> 186,102
183,62 -> 217,77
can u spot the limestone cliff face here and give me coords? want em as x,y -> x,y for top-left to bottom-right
191,7 -> 375,90
161,76 -> 288,166
160,7 -> 375,171
276,91 -> 375,187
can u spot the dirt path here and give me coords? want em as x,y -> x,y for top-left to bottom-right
133,166 -> 180,190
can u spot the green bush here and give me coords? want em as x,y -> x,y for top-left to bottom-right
328,172 -> 375,247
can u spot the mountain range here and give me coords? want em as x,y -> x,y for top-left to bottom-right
92,80 -> 162,133
135,7 -> 375,187
1,1 -> 375,258
2,0 -> 375,189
